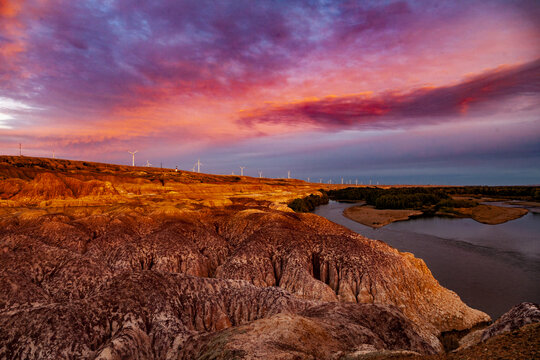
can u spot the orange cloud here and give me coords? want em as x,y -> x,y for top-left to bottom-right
0,0 -> 21,17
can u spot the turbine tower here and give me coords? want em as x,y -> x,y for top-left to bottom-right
195,159 -> 202,173
307,177 -> 310,182
287,170 -> 291,179
355,179 -> 358,186
258,171 -> 262,178
239,166 -> 245,176
128,150 -> 138,166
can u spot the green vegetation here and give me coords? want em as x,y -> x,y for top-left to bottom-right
438,198 -> 478,208
288,192 -> 329,212
328,187 -> 448,210
534,189 -> 540,201
328,186 -> 538,211
445,186 -> 539,199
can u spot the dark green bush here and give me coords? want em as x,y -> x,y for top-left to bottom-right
288,192 -> 329,212
329,186 -> 539,209
329,187 -> 446,209
437,198 -> 478,208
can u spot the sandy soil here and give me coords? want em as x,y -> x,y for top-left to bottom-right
343,205 -> 423,228
449,205 -> 528,225
506,201 -> 540,214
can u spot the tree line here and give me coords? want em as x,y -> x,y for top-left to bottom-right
327,186 -> 540,210
288,192 -> 329,212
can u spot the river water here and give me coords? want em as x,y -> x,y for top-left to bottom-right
313,201 -> 540,319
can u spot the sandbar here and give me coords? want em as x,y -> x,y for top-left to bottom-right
343,205 -> 423,228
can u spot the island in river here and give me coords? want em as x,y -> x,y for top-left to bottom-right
344,205 -> 424,228
344,202 -> 529,228
327,187 -> 536,228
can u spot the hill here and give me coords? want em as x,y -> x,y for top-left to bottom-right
1,155 -> 526,359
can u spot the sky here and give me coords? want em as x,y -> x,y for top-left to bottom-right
1,0 -> 539,185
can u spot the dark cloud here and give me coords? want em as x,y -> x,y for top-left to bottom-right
0,0 -> 317,112
1,0 -> 538,116
240,59 -> 540,129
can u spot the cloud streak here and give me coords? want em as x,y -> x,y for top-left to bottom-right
240,59 -> 540,130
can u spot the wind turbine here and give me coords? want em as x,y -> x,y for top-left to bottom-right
355,179 -> 358,186
128,150 -> 138,166
307,177 -> 310,182
258,171 -> 262,178
194,159 -> 202,173
239,166 -> 245,176
145,160 -> 152,167
319,178 -> 322,183
287,170 -> 291,179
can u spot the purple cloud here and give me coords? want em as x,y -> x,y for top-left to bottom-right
239,59 -> 540,129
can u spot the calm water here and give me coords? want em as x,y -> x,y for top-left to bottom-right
314,201 -> 540,319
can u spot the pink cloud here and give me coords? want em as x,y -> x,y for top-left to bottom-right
239,59 -> 540,130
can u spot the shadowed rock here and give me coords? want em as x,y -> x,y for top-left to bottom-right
177,303 -> 439,359
0,156 -> 492,359
458,302 -> 540,350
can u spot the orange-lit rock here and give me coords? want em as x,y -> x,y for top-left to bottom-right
0,156 -> 491,359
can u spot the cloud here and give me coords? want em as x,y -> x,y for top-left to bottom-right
3,0 -> 535,114
0,0 -> 319,113
239,59 -> 540,130
0,0 -> 539,182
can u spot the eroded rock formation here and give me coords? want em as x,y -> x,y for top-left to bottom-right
0,156 -> 491,359
458,302 -> 540,350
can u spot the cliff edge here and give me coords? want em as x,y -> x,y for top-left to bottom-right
0,156 -> 491,359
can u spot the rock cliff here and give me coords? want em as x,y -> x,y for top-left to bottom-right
458,302 -> 540,350
0,156 -> 491,359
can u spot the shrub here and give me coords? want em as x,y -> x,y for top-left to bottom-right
437,198 -> 478,208
288,193 -> 329,212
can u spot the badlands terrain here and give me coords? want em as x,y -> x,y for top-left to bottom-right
0,156 -> 538,359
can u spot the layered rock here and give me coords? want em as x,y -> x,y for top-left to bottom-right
458,302 -> 540,350
178,303 -> 438,359
0,156 -> 492,359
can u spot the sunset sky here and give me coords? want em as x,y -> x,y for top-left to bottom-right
1,0 -> 539,184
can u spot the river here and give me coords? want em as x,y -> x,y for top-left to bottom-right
313,201 -> 540,319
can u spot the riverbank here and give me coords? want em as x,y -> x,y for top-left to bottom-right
344,205 -> 423,228
313,201 -> 540,319
437,204 -> 528,225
